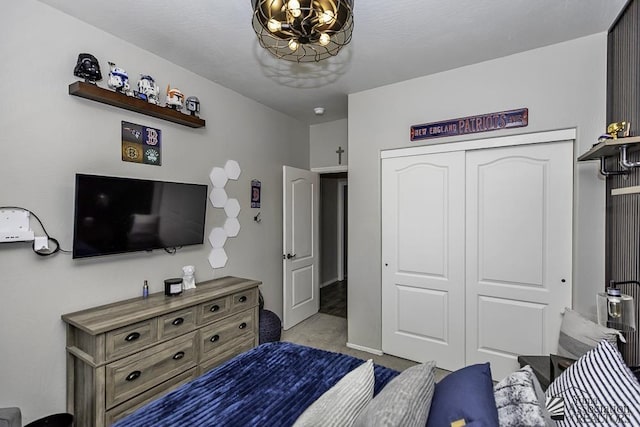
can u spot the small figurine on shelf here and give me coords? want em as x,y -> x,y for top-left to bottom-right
136,74 -> 160,105
73,53 -> 102,84
185,96 -> 200,117
107,62 -> 133,96
165,85 -> 184,110
607,121 -> 631,139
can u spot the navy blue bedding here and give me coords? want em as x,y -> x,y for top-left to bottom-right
113,342 -> 399,427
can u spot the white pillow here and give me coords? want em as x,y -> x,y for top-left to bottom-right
546,340 -> 640,426
557,308 -> 621,360
293,359 -> 374,427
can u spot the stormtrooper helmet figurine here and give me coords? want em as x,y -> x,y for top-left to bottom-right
165,85 -> 184,110
185,96 -> 200,116
137,75 -> 160,105
73,53 -> 102,84
107,62 -> 132,96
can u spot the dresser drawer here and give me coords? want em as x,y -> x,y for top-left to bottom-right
158,308 -> 196,341
231,288 -> 258,313
105,367 -> 197,426
105,332 -> 196,409
199,310 -> 255,361
106,319 -> 157,360
198,335 -> 255,375
197,296 -> 231,325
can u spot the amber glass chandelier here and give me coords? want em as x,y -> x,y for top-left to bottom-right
251,0 -> 354,62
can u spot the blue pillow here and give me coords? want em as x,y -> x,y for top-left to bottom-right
426,363 -> 499,427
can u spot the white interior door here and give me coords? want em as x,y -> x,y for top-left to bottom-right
382,151 -> 466,371
465,141 -> 573,380
283,166 -> 320,330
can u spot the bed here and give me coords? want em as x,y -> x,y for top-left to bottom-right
113,340 -> 640,427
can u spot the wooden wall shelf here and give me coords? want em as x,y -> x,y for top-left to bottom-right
577,136 -> 640,161
69,81 -> 205,128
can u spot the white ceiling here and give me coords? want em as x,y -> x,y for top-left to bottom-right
40,0 -> 627,125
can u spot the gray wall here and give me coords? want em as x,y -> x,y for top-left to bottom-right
310,119 -> 348,168
347,34 -> 608,352
0,2 -> 308,423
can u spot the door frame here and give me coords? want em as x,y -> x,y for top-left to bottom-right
337,179 -> 348,281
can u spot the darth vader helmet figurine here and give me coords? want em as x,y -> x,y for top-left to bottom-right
107,62 -> 132,96
73,53 -> 102,84
185,96 -> 200,116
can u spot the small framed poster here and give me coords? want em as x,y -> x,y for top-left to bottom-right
251,180 -> 261,208
121,121 -> 161,166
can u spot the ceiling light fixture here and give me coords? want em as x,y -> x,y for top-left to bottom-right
251,0 -> 354,63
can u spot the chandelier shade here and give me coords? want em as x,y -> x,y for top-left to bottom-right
251,0 -> 354,62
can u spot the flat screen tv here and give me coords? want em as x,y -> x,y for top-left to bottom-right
73,174 -> 208,259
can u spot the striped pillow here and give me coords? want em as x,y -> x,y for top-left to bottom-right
354,361 -> 435,427
546,340 -> 640,426
293,359 -> 374,427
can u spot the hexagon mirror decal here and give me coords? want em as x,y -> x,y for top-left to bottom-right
224,217 -> 241,237
224,198 -> 241,218
208,248 -> 228,269
209,167 -> 228,188
208,227 -> 227,248
209,188 -> 228,208
224,160 -> 241,180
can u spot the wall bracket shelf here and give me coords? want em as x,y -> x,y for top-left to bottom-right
577,136 -> 640,176
68,81 -> 206,128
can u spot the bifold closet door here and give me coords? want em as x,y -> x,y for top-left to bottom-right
465,141 -> 573,380
381,151 -> 466,372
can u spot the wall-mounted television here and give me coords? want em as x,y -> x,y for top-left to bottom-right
73,174 -> 208,259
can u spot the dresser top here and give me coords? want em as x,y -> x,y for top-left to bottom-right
62,276 -> 261,335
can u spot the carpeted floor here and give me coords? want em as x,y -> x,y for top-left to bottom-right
281,312 -> 450,381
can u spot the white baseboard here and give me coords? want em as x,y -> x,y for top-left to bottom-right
320,278 -> 339,288
346,342 -> 383,356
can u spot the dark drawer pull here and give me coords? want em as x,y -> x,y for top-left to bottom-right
172,317 -> 184,326
210,304 -> 220,313
126,371 -> 141,382
173,351 -> 185,360
239,322 -> 247,330
238,296 -> 247,303
125,332 -> 140,342
210,334 -> 220,343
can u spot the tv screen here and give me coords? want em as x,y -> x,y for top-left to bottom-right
73,174 -> 208,259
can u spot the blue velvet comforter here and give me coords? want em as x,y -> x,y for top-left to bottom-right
113,342 -> 399,427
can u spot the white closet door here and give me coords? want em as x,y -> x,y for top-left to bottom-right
382,151 -> 466,371
465,141 -> 573,380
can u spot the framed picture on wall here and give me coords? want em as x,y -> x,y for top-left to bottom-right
251,179 -> 261,208
121,121 -> 162,166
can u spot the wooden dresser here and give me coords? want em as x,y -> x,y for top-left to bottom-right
62,276 -> 260,427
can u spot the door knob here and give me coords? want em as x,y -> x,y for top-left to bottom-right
286,253 -> 297,259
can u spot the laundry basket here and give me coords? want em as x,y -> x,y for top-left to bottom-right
259,309 -> 282,344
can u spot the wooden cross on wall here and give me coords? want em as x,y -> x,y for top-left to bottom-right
336,146 -> 345,165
